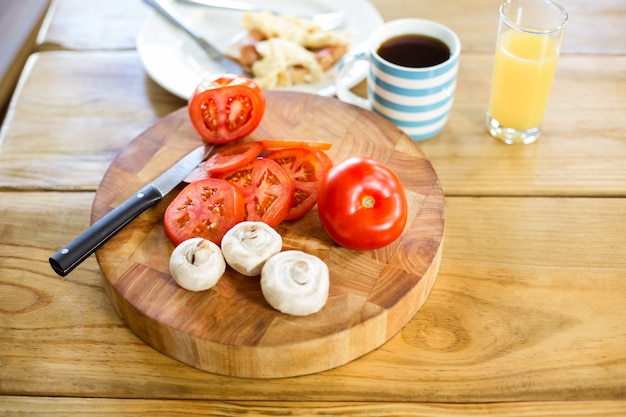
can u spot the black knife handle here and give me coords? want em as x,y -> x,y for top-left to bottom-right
49,184 -> 163,277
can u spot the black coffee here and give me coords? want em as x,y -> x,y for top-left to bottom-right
377,34 -> 451,68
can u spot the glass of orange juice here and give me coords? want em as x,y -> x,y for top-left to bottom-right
486,0 -> 568,144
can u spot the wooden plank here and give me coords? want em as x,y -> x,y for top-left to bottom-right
2,397 -> 626,416
1,51 -> 624,196
36,0 -> 626,56
2,192 -> 625,401
0,50 -> 186,190
36,0 -> 149,51
420,53 -> 626,197
368,0 -> 626,55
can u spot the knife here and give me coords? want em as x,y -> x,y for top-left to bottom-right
49,145 -> 213,277
142,0 -> 246,75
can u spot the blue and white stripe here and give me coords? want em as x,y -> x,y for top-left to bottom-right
336,19 -> 461,141
368,44 -> 459,141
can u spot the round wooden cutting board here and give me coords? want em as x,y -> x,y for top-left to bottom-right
93,92 -> 445,378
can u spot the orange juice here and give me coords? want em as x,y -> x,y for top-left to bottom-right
488,30 -> 559,131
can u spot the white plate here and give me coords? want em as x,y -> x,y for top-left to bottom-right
137,0 -> 383,100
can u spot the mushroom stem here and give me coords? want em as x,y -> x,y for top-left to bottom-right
185,239 -> 213,266
221,221 -> 283,276
290,260 -> 310,285
169,237 -> 226,292
261,250 -> 329,316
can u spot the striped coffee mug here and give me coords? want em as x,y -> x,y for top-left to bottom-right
336,19 -> 461,141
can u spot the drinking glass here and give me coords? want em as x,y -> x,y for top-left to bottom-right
486,0 -> 568,144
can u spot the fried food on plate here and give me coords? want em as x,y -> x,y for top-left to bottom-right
227,11 -> 351,89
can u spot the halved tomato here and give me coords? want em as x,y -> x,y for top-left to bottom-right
163,178 -> 245,246
264,148 -> 332,220
219,158 -> 295,227
188,74 -> 265,144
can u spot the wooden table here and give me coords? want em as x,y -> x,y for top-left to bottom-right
1,0 -> 625,414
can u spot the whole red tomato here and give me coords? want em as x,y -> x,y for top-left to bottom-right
188,74 -> 265,144
317,157 -> 408,250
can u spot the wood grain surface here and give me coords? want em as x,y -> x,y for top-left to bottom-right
4,397 -> 626,416
3,193 -> 626,402
2,51 -> 624,196
2,0 -> 626,414
91,92 -> 445,378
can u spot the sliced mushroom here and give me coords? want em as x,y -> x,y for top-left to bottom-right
260,250 -> 329,316
169,237 -> 226,292
221,221 -> 283,276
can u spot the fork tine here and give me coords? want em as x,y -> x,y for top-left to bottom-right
312,11 -> 346,31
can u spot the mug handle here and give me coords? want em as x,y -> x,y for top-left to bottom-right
335,45 -> 371,110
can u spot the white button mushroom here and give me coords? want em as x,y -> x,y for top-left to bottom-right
169,237 -> 226,292
260,250 -> 329,316
221,221 -> 283,276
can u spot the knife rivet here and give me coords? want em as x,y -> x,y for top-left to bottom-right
137,192 -> 145,199
61,248 -> 69,255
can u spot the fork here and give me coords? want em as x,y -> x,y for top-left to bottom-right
143,0 -> 247,74
175,0 -> 347,31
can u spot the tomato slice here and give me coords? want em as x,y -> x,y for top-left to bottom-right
164,178 -> 245,247
219,158 -> 295,227
259,139 -> 333,151
264,148 -> 331,220
184,141 -> 265,183
205,142 -> 264,174
314,149 -> 334,173
188,74 -> 266,144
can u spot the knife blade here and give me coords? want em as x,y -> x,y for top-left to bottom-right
142,0 -> 246,75
49,144 -> 213,277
